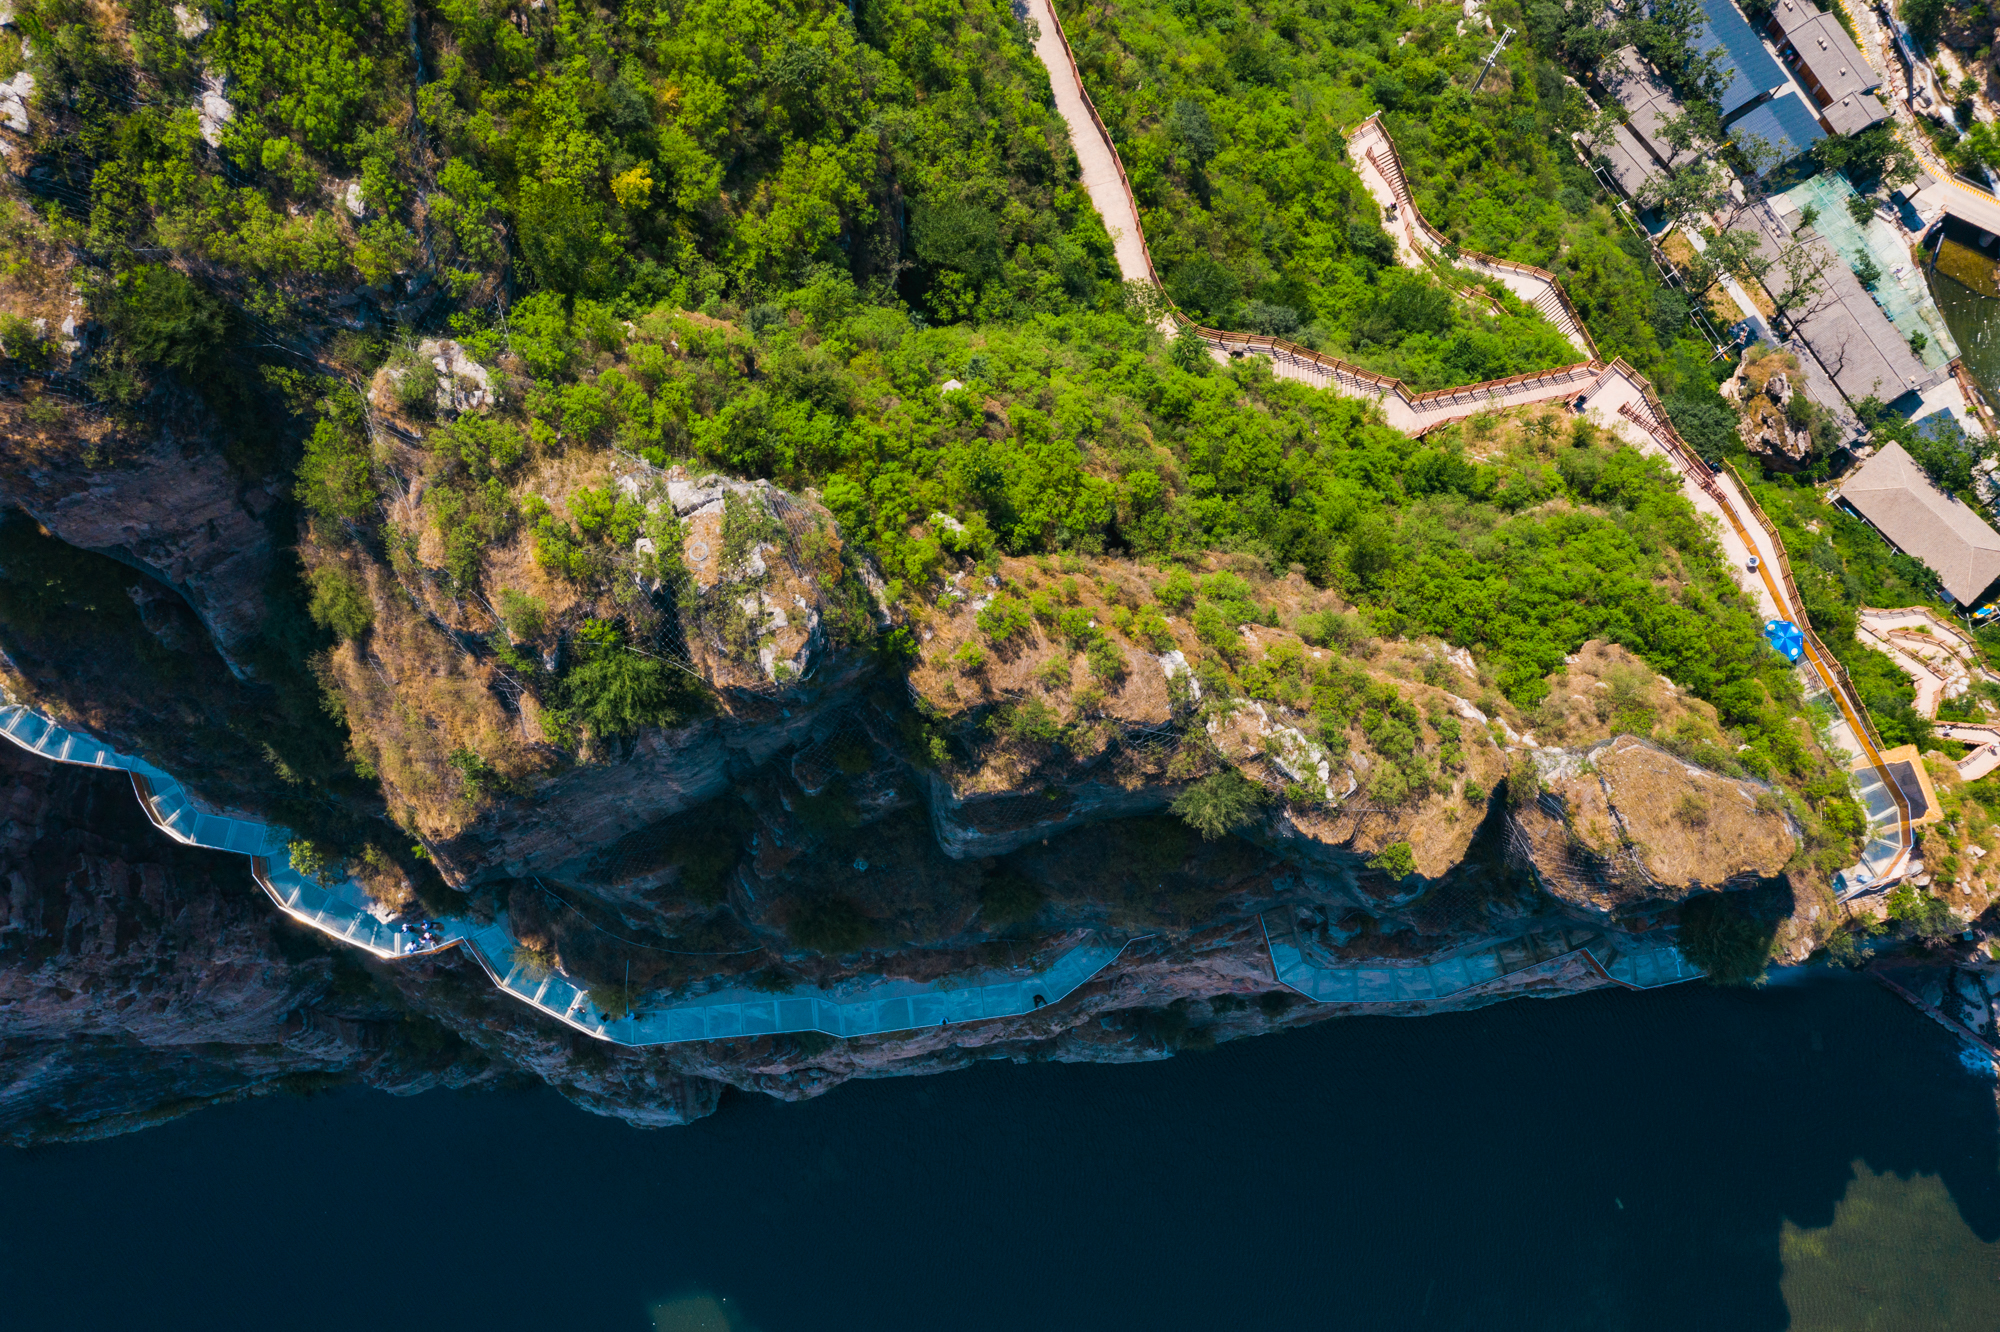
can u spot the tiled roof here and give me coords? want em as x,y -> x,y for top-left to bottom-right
1822,89 -> 1891,136
1773,4 -> 1882,100
1600,46 -> 1698,170
1841,442 -> 2000,605
1596,121 -> 1662,198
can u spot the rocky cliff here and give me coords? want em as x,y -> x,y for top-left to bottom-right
0,386 -> 281,681
0,437 -> 1817,1140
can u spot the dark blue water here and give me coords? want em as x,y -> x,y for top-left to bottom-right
4,973 -> 1997,1332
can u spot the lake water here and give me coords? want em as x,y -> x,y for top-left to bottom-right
3,972 -> 1998,1331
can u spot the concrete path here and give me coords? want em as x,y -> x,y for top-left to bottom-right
1939,723 -> 2000,781
1017,5 -> 1917,894
1025,0 -> 1155,289
1346,116 -> 1600,362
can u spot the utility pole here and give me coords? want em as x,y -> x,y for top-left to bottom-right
1474,25 -> 1515,92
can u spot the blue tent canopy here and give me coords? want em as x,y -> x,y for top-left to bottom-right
1765,619 -> 1805,662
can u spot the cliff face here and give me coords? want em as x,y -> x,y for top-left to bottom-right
0,744 -> 500,1142
0,403 -> 279,679
0,442 -> 1817,1139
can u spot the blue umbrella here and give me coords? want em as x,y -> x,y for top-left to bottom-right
1764,619 -> 1804,662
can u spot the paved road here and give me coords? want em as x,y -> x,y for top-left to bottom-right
1825,0 -> 2000,233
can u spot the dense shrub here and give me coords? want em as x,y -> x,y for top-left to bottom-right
305,566 -> 372,641
1171,770 -> 1264,840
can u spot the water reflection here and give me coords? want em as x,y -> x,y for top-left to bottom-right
1927,257 -> 2000,408
652,1291 -> 759,1332
1783,1161 -> 2000,1330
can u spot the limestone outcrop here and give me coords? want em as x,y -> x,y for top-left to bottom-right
1512,737 -> 1797,917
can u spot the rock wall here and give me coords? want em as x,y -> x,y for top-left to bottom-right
0,414 -> 279,677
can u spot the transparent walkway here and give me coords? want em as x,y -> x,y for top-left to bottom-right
1261,914 -> 1703,1002
0,699 -> 1139,1046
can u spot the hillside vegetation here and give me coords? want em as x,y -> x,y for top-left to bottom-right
1058,0 -> 1729,406
0,0 -> 1862,909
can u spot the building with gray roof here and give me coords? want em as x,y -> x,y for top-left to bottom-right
1768,0 -> 1891,136
1595,121 -> 1667,199
1821,88 -> 1892,135
1751,201 -> 1939,404
1594,45 -> 1697,200
1837,441 -> 2000,605
1732,91 -> 1828,173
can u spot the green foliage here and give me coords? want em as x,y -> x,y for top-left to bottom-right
388,345 -> 440,416
0,312 -> 49,368
214,0 -> 402,157
1156,568 -> 1197,610
1001,698 -> 1063,745
305,565 -> 373,641
1677,891 -> 1778,985
977,593 -> 1034,643
719,492 -> 781,571
1171,768 -> 1263,840
497,588 -> 548,641
287,836 -> 339,886
1367,840 -> 1417,879
1887,884 -> 1963,944
296,419 -> 376,521
100,266 -> 230,376
448,746 -> 503,802
1085,634 -> 1127,681
1068,0 -> 1706,392
1296,609 -> 1366,652
560,626 -> 685,742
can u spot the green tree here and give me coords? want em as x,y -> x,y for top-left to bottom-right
306,566 -> 373,640
295,420 -> 376,521
1171,769 -> 1263,839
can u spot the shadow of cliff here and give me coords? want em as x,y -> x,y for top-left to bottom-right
4,971 -> 1994,1331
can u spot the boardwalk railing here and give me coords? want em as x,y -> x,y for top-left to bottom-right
1031,0 -> 1603,430
1034,0 -> 1911,890
1356,119 -> 1602,363
0,697 -> 1150,1046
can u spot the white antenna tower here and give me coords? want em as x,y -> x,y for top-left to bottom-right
1474,25 -> 1516,92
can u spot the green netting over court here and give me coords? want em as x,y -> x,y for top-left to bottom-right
1778,172 -> 1958,371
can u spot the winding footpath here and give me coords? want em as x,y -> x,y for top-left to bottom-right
1026,0 -> 1913,898
4,17 -> 1938,1034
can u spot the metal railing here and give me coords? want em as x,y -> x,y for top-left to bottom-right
1356,119 -> 1602,361
0,697 -> 1150,1047
1031,0 -> 1604,424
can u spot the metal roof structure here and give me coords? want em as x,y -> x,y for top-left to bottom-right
1822,88 -> 1892,135
1695,0 -> 1789,118
1839,441 -> 2000,606
1771,1 -> 1883,101
1731,91 -> 1828,172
